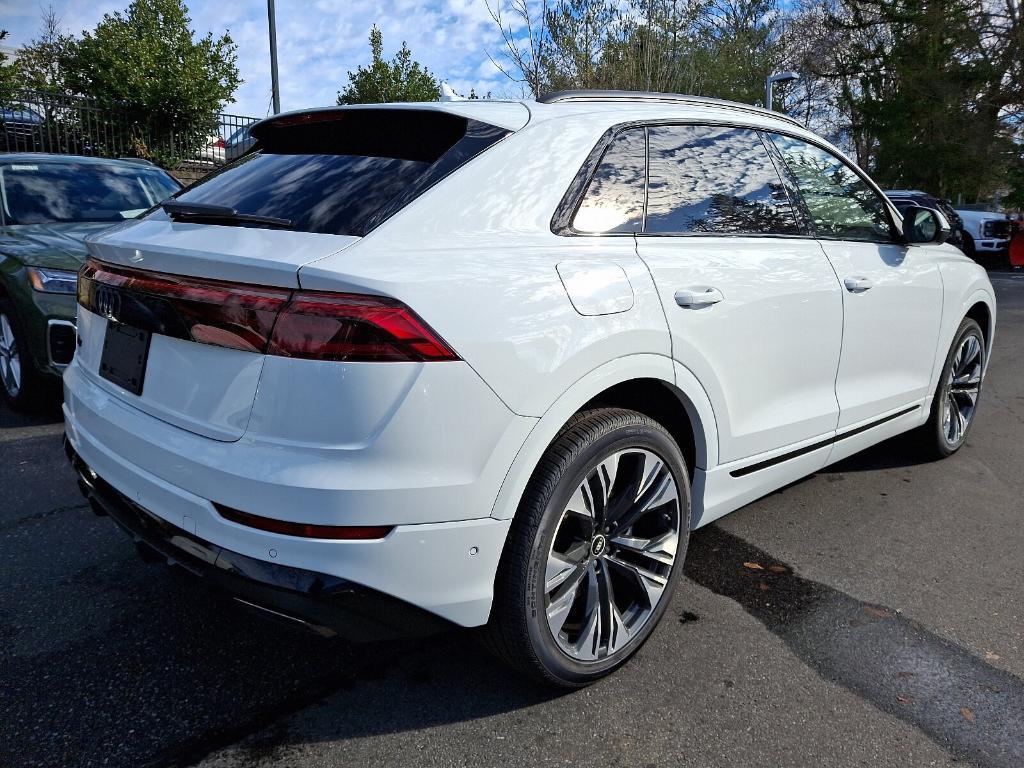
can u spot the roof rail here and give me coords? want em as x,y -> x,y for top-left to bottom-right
536,90 -> 803,128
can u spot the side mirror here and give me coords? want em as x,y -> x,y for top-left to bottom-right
902,205 -> 950,244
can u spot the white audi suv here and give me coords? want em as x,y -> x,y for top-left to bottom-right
63,91 -> 996,687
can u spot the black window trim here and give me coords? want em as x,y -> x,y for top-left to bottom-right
551,118 -> 906,245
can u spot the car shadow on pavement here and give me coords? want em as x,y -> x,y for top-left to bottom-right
684,525 -> 1024,768
2,551 -> 562,768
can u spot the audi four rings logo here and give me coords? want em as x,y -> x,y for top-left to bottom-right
95,285 -> 121,320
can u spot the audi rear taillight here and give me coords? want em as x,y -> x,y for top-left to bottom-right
78,259 -> 458,362
268,292 -> 458,362
79,260 -> 291,352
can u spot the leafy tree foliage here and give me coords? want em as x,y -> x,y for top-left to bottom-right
16,6 -> 76,93
64,0 -> 240,163
337,26 -> 440,104
488,0 -> 1024,205
790,0 -> 1023,201
0,30 -> 22,98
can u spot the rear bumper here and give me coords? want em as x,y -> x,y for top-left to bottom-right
66,438 -> 450,639
63,358 -> 522,627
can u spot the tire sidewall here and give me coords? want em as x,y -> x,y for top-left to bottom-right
523,419 -> 691,685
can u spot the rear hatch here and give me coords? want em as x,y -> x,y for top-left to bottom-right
77,105 -> 516,441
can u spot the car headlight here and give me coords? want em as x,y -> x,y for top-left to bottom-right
26,266 -> 78,294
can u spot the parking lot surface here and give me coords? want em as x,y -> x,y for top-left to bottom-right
2,274 -> 1022,768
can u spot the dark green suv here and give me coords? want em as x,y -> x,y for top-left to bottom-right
0,154 -> 180,409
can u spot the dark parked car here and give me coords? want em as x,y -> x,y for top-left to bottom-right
0,154 -> 180,410
885,190 -> 965,250
0,107 -> 46,152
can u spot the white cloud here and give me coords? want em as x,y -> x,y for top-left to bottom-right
3,0 -> 520,117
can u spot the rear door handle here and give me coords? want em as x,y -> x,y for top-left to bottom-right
675,287 -> 725,308
843,276 -> 874,293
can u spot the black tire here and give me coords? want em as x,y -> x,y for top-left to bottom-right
483,408 -> 691,688
917,318 -> 985,458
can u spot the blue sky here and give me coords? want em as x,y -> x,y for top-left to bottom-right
0,0 -> 525,117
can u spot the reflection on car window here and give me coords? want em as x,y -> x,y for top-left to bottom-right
174,152 -> 433,236
573,128 -> 646,234
769,134 -> 893,241
0,162 -> 180,225
645,125 -> 800,235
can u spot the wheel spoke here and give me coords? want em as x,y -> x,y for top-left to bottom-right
597,562 -> 630,656
609,468 -> 676,537
572,563 -> 602,659
605,553 -> 669,610
610,530 -> 678,567
545,540 -> 590,593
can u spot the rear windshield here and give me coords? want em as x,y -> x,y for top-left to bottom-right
0,161 -> 180,225
167,109 -> 508,236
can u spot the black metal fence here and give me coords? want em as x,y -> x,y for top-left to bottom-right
0,89 -> 259,181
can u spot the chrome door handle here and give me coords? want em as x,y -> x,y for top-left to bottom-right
674,287 -> 725,308
843,276 -> 874,293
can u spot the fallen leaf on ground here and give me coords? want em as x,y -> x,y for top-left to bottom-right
896,695 -> 911,704
985,651 -> 1000,661
863,605 -> 891,619
768,564 -> 789,573
960,707 -> 975,723
743,562 -> 764,570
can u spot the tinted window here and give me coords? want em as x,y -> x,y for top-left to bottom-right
645,125 -> 800,235
0,161 -> 179,225
573,128 -> 646,233
769,134 -> 893,241
170,109 -> 506,236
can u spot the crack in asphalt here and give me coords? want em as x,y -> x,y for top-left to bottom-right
0,501 -> 90,533
685,526 -> 1024,768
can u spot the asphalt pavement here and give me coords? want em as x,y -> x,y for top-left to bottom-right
2,273 -> 1022,768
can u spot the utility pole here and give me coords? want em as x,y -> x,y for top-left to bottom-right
267,0 -> 281,114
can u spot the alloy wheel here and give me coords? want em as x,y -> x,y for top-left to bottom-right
0,312 -> 21,398
544,448 -> 680,662
942,333 -> 983,446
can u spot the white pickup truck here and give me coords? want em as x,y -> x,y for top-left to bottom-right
956,208 -> 1013,259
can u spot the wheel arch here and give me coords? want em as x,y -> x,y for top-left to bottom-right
965,299 -> 993,352
489,354 -> 718,522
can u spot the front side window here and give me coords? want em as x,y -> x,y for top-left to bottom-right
0,161 -> 179,225
768,134 -> 894,242
645,124 -> 801,235
572,128 -> 646,234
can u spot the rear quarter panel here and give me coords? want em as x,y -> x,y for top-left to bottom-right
298,117 -> 673,419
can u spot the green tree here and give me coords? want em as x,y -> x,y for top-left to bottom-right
17,6 -> 77,94
65,0 -> 240,164
0,30 -> 22,99
337,26 -> 440,104
795,0 -> 1023,201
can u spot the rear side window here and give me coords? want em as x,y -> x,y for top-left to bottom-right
645,125 -> 801,235
167,109 -> 507,236
572,128 -> 646,234
767,134 -> 894,241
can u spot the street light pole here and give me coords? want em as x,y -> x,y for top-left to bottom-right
267,0 -> 281,114
765,70 -> 800,111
